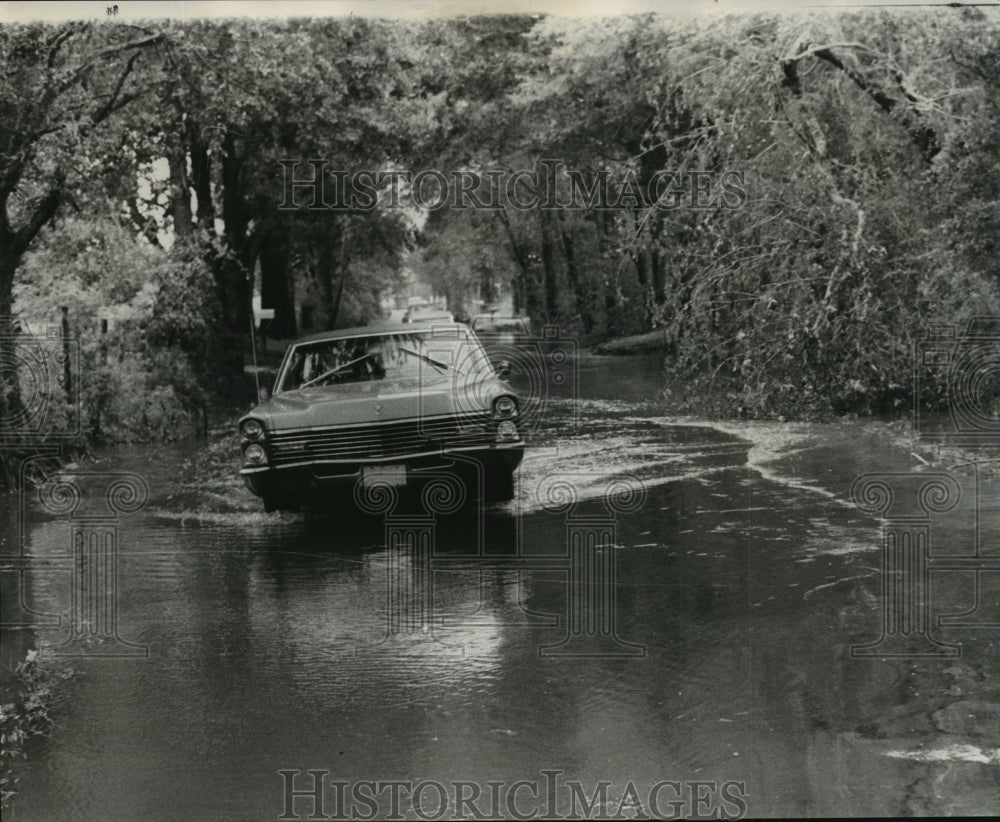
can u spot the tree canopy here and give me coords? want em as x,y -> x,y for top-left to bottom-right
1,7 -> 998,460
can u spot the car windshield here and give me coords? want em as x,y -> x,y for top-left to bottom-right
277,330 -> 494,392
408,310 -> 452,322
472,317 -> 529,334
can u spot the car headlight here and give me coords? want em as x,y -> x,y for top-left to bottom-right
241,418 -> 265,440
493,396 -> 518,419
496,420 -> 519,442
243,443 -> 268,466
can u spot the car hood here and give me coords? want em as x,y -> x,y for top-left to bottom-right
250,375 -> 510,432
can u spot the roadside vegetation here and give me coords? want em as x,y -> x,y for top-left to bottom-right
2,8 -> 999,488
0,650 -> 73,809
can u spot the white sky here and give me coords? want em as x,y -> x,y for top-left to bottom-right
2,0 -> 995,24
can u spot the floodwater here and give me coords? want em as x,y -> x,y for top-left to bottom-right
2,353 -> 998,820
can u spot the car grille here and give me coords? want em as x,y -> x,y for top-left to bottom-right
268,413 -> 495,465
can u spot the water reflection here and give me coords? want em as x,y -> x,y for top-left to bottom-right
7,356 -> 999,819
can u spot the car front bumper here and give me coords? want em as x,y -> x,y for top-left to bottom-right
240,442 -> 524,499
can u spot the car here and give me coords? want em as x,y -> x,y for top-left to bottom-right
470,314 -> 532,338
470,315 -> 534,356
402,305 -> 455,324
238,323 -> 524,512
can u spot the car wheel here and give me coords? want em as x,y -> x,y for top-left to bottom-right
482,469 -> 515,504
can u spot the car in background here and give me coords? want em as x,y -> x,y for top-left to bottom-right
402,305 -> 455,325
238,323 -> 524,512
470,314 -> 532,344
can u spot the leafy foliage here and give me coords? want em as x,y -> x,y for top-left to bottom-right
498,8 -> 1000,417
16,222 -> 224,441
2,8 -> 999,445
1,650 -> 73,809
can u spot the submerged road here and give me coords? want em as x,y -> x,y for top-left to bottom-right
2,353 -> 998,819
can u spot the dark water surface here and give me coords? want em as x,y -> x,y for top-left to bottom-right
3,353 -> 998,819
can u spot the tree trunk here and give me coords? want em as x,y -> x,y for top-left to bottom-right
316,236 -> 335,329
0,253 -> 21,437
217,131 -> 250,377
329,237 -> 349,330
259,222 -> 297,339
558,212 -> 592,333
186,118 -> 216,231
496,209 -> 532,316
592,209 -> 619,337
318,220 -> 350,330
652,246 -> 667,306
0,185 -> 61,434
167,144 -> 193,237
635,249 -> 648,288
539,208 -> 559,321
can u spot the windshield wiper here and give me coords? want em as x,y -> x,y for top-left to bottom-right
299,353 -> 372,388
399,346 -> 462,375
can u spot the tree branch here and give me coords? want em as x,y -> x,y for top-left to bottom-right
59,32 -> 165,94
784,42 -> 874,64
46,25 -> 77,68
9,177 -> 64,257
780,40 -> 940,163
90,51 -> 140,125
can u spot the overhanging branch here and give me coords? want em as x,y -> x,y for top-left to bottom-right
780,40 -> 940,163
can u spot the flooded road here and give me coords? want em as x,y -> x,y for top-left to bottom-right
2,353 -> 999,819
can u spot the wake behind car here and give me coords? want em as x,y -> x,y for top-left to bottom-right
238,323 -> 524,512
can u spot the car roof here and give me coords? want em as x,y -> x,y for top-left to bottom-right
472,314 -> 528,323
291,322 -> 470,344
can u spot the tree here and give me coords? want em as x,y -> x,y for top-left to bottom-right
0,23 -> 165,309
1,21 -> 166,442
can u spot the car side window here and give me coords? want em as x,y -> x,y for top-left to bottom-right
282,350 -> 308,390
